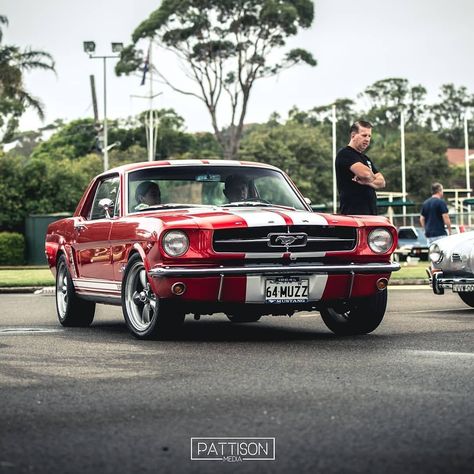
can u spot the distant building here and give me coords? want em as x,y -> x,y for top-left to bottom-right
446,148 -> 474,166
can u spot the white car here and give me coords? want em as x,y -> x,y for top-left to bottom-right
428,230 -> 474,307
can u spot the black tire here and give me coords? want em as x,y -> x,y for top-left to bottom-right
458,292 -> 474,308
55,255 -> 95,327
121,254 -> 185,339
226,313 -> 262,323
320,290 -> 388,336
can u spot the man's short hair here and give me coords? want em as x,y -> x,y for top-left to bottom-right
135,181 -> 160,201
350,120 -> 373,134
431,182 -> 443,194
224,174 -> 248,190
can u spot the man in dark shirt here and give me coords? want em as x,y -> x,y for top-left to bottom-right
335,120 -> 385,215
420,182 -> 452,243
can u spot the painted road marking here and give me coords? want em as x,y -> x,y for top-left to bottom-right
0,327 -> 64,335
407,350 -> 474,358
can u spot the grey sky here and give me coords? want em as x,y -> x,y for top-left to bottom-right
2,0 -> 473,133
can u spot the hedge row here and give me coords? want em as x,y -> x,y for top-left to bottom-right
0,232 -> 25,265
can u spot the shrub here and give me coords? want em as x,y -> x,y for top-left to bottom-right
0,232 -> 25,265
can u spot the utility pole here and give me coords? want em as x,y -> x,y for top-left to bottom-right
132,41 -> 161,161
89,75 -> 99,123
83,41 -> 123,171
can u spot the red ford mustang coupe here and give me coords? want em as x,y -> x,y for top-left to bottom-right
45,160 -> 399,339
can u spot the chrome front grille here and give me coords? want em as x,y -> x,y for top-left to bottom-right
213,225 -> 357,253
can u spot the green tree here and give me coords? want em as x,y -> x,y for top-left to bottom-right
0,152 -> 102,232
370,131 -> 451,204
291,98 -> 358,149
359,78 -> 428,132
239,118 -> 332,204
0,16 -> 55,142
31,119 -> 98,160
116,0 -> 316,160
428,83 -> 474,147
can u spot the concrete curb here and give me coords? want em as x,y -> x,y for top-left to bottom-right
0,286 -> 45,294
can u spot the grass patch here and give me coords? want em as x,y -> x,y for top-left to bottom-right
0,260 -> 429,287
391,261 -> 429,280
0,268 -> 55,287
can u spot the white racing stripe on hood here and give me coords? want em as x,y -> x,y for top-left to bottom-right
279,210 -> 329,226
226,208 -> 329,226
226,209 -> 288,226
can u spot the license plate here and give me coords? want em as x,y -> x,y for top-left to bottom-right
265,277 -> 309,303
452,283 -> 474,292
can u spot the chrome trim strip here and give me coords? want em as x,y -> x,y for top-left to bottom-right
348,271 -> 355,298
149,262 -> 400,278
214,237 -> 355,244
434,276 -> 474,288
217,274 -> 224,302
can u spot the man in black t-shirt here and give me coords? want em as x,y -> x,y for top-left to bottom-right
420,182 -> 452,243
335,120 -> 385,215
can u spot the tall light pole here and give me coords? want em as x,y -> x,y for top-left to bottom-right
400,110 -> 407,223
464,113 -> 471,195
464,112 -> 471,226
83,41 -> 123,171
332,104 -> 337,213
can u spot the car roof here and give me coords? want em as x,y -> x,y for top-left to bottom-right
100,159 -> 281,176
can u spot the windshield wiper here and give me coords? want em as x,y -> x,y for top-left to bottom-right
222,201 -> 296,210
136,203 -> 212,211
222,201 -> 274,207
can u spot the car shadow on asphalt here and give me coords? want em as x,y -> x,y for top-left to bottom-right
61,317 -> 396,344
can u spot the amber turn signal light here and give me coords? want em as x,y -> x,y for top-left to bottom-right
171,282 -> 186,295
376,278 -> 388,291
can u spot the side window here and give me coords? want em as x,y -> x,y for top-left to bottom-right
88,176 -> 120,220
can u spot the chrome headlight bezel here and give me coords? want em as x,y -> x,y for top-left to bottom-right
429,243 -> 443,264
368,228 -> 393,254
162,230 -> 189,257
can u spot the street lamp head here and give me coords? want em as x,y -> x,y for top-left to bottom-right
83,41 -> 96,54
111,42 -> 124,53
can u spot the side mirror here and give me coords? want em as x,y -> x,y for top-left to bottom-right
304,197 -> 312,205
99,198 -> 114,219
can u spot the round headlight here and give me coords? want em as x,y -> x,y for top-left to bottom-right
368,228 -> 393,254
162,230 -> 189,257
429,243 -> 443,264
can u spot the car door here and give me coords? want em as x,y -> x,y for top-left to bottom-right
73,175 -> 120,281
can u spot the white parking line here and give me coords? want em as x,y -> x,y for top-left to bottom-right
0,327 -> 64,335
389,308 -> 469,314
407,350 -> 474,358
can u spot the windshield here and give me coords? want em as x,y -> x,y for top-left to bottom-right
127,165 -> 307,213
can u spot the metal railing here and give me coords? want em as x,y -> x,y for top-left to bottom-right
386,212 -> 472,230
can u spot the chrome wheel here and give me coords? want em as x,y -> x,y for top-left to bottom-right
122,254 -> 185,339
56,261 -> 68,320
54,255 -> 95,327
124,260 -> 157,332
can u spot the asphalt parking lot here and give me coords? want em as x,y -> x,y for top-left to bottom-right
0,287 -> 473,474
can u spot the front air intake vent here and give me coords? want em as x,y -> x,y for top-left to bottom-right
213,225 -> 357,253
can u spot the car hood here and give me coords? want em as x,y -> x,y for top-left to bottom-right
135,206 -> 390,229
433,230 -> 474,273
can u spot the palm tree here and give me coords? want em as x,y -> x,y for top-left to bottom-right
0,15 -> 55,142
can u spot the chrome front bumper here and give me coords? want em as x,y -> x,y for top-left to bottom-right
431,270 -> 474,295
149,262 -> 400,278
